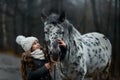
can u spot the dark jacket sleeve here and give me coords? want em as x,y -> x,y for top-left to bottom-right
60,46 -> 67,61
26,62 -> 49,80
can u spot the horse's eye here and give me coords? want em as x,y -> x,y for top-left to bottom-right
52,22 -> 56,25
47,40 -> 50,45
61,31 -> 64,34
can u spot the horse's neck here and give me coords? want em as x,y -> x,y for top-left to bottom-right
63,26 -> 84,64
73,27 -> 83,38
64,23 -> 83,41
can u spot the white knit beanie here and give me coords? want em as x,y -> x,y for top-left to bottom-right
16,35 -> 38,51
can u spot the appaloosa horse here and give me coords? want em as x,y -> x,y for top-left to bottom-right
42,13 -> 112,80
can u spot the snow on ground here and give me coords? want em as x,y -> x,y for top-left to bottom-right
0,53 -> 22,80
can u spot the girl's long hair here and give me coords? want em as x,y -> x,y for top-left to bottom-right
21,46 -> 47,80
21,51 -> 34,80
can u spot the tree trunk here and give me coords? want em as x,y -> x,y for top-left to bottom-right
90,0 -> 101,32
2,2 -> 7,50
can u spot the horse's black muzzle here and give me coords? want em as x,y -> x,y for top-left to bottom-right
50,49 -> 61,61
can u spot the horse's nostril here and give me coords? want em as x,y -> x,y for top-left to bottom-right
59,52 -> 61,55
50,51 -> 60,61
47,40 -> 50,45
50,51 -> 52,54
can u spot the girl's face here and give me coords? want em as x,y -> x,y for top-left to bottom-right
31,40 -> 41,51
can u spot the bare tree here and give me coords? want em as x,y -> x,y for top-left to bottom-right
2,1 -> 7,49
90,0 -> 101,32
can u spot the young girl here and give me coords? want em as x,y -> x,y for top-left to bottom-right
16,35 -> 67,80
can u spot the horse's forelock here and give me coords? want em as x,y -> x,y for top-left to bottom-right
47,13 -> 59,24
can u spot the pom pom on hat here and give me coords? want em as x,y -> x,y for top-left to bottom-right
16,35 -> 38,51
16,35 -> 26,45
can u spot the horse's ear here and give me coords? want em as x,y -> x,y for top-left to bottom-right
58,12 -> 66,22
41,12 -> 47,22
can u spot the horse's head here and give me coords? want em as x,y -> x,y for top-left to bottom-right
42,12 -> 66,61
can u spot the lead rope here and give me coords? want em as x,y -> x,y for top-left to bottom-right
44,43 -> 55,80
48,50 -> 57,80
53,64 -> 56,80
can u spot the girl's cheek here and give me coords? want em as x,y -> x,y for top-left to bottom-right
32,45 -> 36,51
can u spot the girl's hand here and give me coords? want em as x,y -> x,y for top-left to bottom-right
45,62 -> 55,72
45,62 -> 51,70
57,38 -> 66,48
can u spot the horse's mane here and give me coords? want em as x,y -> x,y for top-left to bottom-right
62,20 -> 81,41
61,20 -> 83,62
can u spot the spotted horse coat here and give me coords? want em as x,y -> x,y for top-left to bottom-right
43,13 -> 112,80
